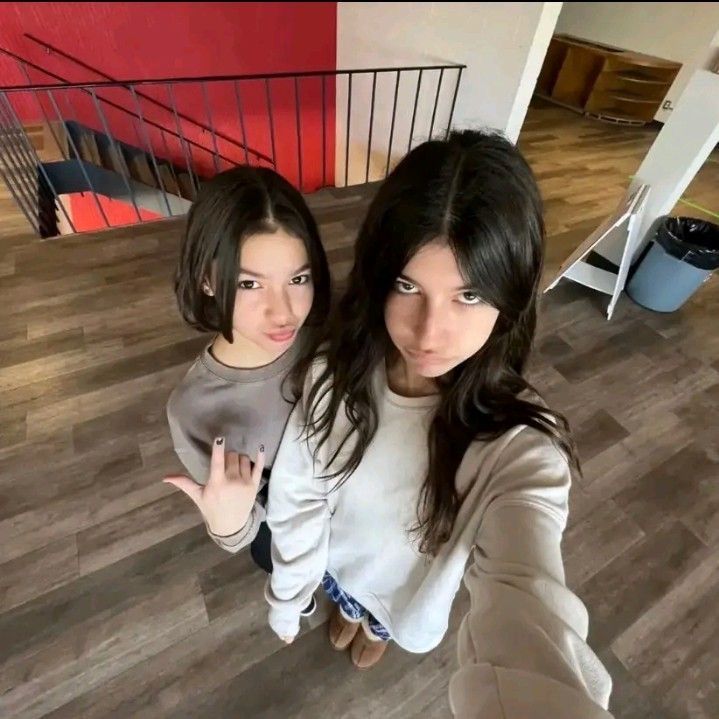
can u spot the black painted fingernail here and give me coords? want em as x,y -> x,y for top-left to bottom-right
259,444 -> 265,453
216,437 -> 224,446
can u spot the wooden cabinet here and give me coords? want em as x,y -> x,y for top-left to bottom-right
536,34 -> 681,125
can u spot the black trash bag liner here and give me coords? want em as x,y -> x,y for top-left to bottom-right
655,216 -> 719,270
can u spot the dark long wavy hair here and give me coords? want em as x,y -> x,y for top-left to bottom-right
304,129 -> 578,555
174,165 -> 331,398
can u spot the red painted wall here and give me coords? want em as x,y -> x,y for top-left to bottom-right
0,3 -> 336,80
1,2 -> 336,229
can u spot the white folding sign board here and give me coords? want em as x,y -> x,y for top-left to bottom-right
544,184 -> 651,320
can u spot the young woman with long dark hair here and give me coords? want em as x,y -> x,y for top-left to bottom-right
265,131 -> 612,716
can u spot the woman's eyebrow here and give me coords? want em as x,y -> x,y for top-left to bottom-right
238,263 -> 311,279
399,273 -> 475,292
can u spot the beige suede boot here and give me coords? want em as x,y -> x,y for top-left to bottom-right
349,619 -> 389,669
328,606 -> 361,651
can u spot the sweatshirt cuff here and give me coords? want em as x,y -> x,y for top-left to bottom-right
267,604 -> 301,639
207,502 -> 265,553
264,578 -> 302,638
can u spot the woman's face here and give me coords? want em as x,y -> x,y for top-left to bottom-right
226,228 -> 314,359
384,240 -> 500,379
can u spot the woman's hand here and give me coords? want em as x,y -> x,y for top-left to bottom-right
164,437 -> 265,536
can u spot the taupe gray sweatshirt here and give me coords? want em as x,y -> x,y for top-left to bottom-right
166,341 -> 299,551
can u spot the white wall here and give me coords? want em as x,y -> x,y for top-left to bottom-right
556,2 -> 719,121
505,3 -> 563,140
631,70 -> 719,259
614,30 -> 719,263
335,2 -> 561,185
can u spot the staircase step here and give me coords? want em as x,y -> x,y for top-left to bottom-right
157,164 -> 180,196
24,124 -> 45,152
78,132 -> 102,166
177,173 -> 196,200
127,153 -> 156,186
100,144 -> 131,177
44,122 -> 69,162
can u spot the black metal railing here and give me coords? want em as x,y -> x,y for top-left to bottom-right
0,53 -> 464,237
0,92 -> 74,236
24,34 -> 273,169
0,46 -> 273,168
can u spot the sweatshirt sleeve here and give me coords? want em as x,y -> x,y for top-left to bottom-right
264,398 -> 331,639
166,387 -> 210,484
206,500 -> 265,554
449,428 -> 614,719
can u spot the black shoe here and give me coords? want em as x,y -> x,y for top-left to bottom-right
300,595 -> 317,617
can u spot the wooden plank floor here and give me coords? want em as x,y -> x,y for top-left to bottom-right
1,103 -> 718,718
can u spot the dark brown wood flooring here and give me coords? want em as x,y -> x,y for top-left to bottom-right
1,103 -> 717,718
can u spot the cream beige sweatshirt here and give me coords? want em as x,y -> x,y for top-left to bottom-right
166,340 -> 299,552
265,360 -> 613,717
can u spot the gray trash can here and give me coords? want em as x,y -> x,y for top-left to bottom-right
627,216 -> 719,312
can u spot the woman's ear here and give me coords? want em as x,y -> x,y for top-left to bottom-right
202,280 -> 215,297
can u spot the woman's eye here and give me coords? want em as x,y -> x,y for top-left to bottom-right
395,279 -> 418,294
290,273 -> 311,286
459,291 -> 482,305
238,279 -> 260,290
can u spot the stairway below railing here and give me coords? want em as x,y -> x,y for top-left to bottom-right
0,61 -> 465,237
